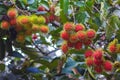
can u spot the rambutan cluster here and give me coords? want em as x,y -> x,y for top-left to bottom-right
0,8 -> 49,43
85,49 -> 113,73
60,22 -> 96,53
108,39 -> 120,53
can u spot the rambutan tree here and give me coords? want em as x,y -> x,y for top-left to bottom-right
0,0 -> 120,80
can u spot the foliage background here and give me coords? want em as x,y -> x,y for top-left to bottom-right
0,0 -> 120,80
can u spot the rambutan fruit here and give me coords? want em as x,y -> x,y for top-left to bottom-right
86,29 -> 96,39
74,41 -> 82,50
86,57 -> 94,66
77,31 -> 86,40
75,23 -> 85,32
49,14 -> 55,22
63,22 -> 74,32
16,34 -> 25,43
69,33 -> 78,43
60,30 -> 70,40
93,49 -> 103,60
108,44 -> 117,53
38,6 -> 46,11
7,8 -> 17,19
21,16 -> 29,24
94,66 -> 103,73
103,60 -> 113,71
61,43 -> 68,53
38,16 -> 46,24
39,25 -> 49,33
10,18 -> 17,25
67,41 -> 75,47
84,49 -> 94,58
83,39 -> 92,46
93,58 -> 104,66
1,21 -> 10,30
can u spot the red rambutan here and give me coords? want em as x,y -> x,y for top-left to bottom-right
103,60 -> 113,71
75,24 -> 85,32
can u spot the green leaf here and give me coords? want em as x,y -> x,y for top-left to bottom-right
75,11 -> 88,24
106,15 -> 119,40
87,67 -> 96,80
60,0 -> 69,23
0,64 -> 5,71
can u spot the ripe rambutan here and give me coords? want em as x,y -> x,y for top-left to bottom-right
77,31 -> 86,40
38,6 -> 46,11
61,43 -> 68,53
84,49 -> 94,58
69,33 -> 78,43
103,60 -> 113,71
40,25 -> 49,33
83,39 -> 92,46
63,22 -> 74,32
60,30 -> 70,40
93,49 -> 103,60
94,66 -> 103,73
49,14 -> 55,22
75,24 -> 85,32
1,21 -> 10,30
74,41 -> 82,50
86,29 -> 96,39
67,41 -> 75,47
93,58 -> 104,66
86,57 -> 94,66
10,18 -> 17,25
108,44 -> 117,53
7,8 -> 17,19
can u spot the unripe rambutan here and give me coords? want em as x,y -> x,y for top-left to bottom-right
10,18 -> 17,25
77,31 -> 86,40
86,57 -> 94,66
93,49 -> 103,59
32,24 -> 40,32
94,66 -> 103,73
84,49 -> 94,58
63,22 -> 74,32
113,61 -> 120,69
69,33 -> 78,43
40,25 -> 49,33
103,60 -> 113,71
1,21 -> 10,30
60,31 -> 70,40
25,29 -> 32,35
75,24 -> 85,32
86,29 -> 96,39
74,41 -> 82,50
16,34 -> 25,43
21,16 -> 29,24
7,8 -> 17,19
30,15 -> 38,24
108,44 -> 117,53
61,43 -> 68,53
83,39 -> 92,46
116,44 -> 120,53
38,16 -> 46,24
